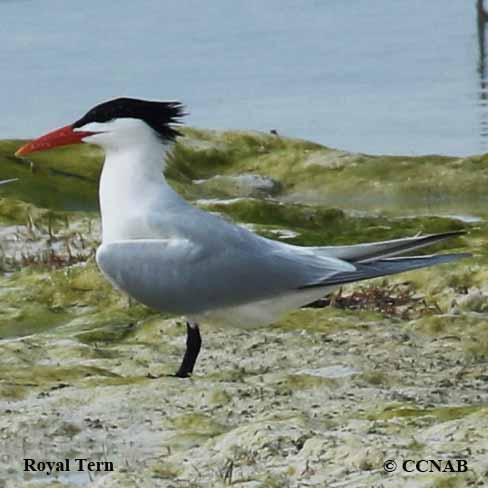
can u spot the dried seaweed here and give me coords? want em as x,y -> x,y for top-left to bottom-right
306,282 -> 441,319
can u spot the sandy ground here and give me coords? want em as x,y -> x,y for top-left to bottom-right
1,304 -> 487,488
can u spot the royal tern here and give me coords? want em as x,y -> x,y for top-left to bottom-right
15,98 -> 469,377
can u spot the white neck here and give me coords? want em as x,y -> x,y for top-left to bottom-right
99,136 -> 186,243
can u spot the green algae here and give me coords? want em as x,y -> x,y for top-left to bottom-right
74,322 -> 138,344
277,374 -> 337,392
255,473 -> 291,488
5,129 -> 488,223
199,198 -> 469,249
81,374 -> 153,388
275,307 -> 383,333
170,129 -> 488,219
166,412 -> 230,449
0,381 -> 29,400
0,141 -> 99,213
0,364 -> 119,399
462,324 -> 488,361
151,462 -> 182,480
205,367 -> 249,383
410,312 -> 488,359
0,261 -> 151,340
208,388 -> 232,406
366,404 -> 487,422
170,412 -> 228,436
168,128 -> 322,180
0,196 -> 73,228
361,370 -> 390,386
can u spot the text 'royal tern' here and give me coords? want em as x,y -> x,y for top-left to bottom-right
15,98 -> 470,377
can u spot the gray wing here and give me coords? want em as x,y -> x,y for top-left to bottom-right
309,230 -> 466,262
96,236 -> 355,315
299,253 -> 470,289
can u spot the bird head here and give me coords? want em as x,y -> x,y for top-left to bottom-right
15,97 -> 186,157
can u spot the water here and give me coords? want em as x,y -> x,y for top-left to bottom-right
0,0 -> 485,155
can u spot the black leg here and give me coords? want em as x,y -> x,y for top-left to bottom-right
174,321 -> 202,378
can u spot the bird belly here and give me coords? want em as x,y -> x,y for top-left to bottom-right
191,286 -> 337,329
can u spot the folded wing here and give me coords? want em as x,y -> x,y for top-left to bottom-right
299,252 -> 469,289
309,230 -> 465,262
96,237 -> 355,315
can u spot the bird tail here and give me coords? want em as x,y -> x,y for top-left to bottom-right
299,252 -> 470,289
310,230 -> 466,263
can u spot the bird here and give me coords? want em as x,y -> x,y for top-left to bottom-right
15,97 -> 470,377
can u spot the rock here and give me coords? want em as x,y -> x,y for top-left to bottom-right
194,173 -> 282,198
451,288 -> 488,313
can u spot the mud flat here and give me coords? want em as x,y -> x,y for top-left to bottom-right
0,132 -> 486,487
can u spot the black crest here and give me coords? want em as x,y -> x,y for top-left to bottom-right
73,97 -> 186,140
